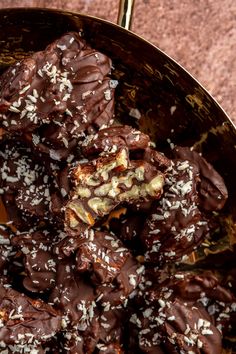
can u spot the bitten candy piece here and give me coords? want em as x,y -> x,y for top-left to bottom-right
65,148 -> 164,232
0,32 -> 115,160
141,159 -> 209,264
0,284 -> 61,351
82,125 -> 171,176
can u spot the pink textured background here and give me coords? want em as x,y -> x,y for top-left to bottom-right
1,0 -> 236,123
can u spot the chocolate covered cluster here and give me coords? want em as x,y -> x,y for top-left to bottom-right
0,32 -> 116,161
0,32 -> 234,353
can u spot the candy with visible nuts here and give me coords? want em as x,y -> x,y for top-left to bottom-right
65,148 -> 165,232
0,30 -> 233,353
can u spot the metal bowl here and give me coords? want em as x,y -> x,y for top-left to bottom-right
0,4 -> 235,296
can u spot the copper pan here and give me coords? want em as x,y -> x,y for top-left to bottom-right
0,3 -> 235,269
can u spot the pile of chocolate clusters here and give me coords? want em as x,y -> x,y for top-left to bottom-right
0,32 -> 235,353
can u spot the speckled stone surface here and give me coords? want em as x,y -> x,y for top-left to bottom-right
1,0 -> 236,123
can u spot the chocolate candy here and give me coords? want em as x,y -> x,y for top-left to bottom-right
76,230 -> 144,305
141,159 -> 209,264
49,259 -> 98,329
54,228 -> 143,308
60,326 -> 99,354
96,308 -> 125,354
81,125 -> 150,157
128,271 -> 233,354
75,230 -> 131,285
0,225 -> 14,272
0,142 -> 53,229
59,306 -> 126,353
0,32 -> 115,160
141,147 -> 171,172
65,148 -> 164,233
11,230 -> 59,293
82,125 -> 171,178
173,146 -> 228,211
96,255 -> 144,307
0,284 -> 61,351
169,271 -> 236,336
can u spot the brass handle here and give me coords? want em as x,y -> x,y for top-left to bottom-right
117,0 -> 135,30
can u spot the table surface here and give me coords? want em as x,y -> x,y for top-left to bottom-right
1,0 -> 236,123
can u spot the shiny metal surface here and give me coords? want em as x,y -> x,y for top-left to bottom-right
117,0 -> 135,29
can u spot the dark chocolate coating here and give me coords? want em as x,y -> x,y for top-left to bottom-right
128,271 -> 234,354
168,271 -> 236,336
0,32 -> 115,160
130,301 -> 220,354
11,230 -> 60,293
59,319 -> 100,354
141,159 -> 209,264
96,343 -> 124,354
0,225 -> 14,272
174,146 -> 228,211
54,228 -> 143,308
75,230 -> 131,285
58,307 -> 125,353
82,125 -> 150,157
0,142 -> 54,229
141,147 -> 171,172
0,284 -> 61,350
96,255 -> 144,307
49,259 -> 98,328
